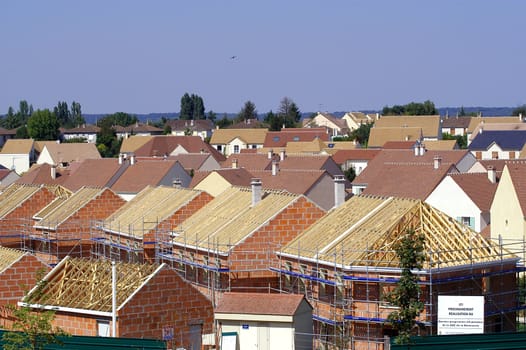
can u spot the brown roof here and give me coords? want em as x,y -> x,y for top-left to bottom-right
450,172 -> 498,211
0,139 -> 34,154
133,135 -> 225,161
120,136 -> 153,153
42,142 -> 101,164
0,127 -> 16,136
60,158 -> 124,191
251,169 -> 328,195
113,123 -> 163,133
332,149 -> 381,165
374,115 -> 441,137
441,116 -> 472,128
368,127 -> 423,148
110,159 -> 184,193
353,150 -> 469,199
264,128 -> 330,148
221,153 -> 273,170
166,119 -> 214,131
215,292 -> 309,316
228,119 -> 268,129
467,116 -> 523,133
423,140 -> 458,150
189,168 -> 254,188
61,124 -> 101,134
477,159 -> 507,173
381,141 -> 416,149
16,164 -> 63,186
168,153 -> 214,171
33,141 -> 58,154
505,161 -> 526,216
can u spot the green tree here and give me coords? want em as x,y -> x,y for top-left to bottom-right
442,133 -> 467,149
2,269 -> 69,350
179,93 -> 193,120
278,97 -> 301,128
99,112 -> 137,127
263,110 -> 281,131
207,110 -> 217,122
344,167 -> 356,182
27,109 -> 60,141
70,101 -> 85,127
236,100 -> 258,122
382,100 -> 437,116
386,229 -> 425,345
191,94 -> 205,119
96,116 -> 122,157
15,126 -> 29,139
216,113 -> 232,129
512,105 -> 526,117
53,101 -> 71,127
349,122 -> 374,146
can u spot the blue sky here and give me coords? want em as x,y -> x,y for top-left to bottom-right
1,1 -> 524,115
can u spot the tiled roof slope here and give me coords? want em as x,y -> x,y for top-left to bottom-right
441,116 -> 471,128
467,116 -> 523,133
43,143 -> 101,164
506,161 -> 526,217
221,153 -> 272,170
189,168 -> 254,188
133,135 -> 223,160
251,169 -> 327,195
468,130 -> 526,151
450,172 -> 498,211
60,159 -> 124,191
374,115 -> 440,137
332,150 -> 380,165
368,127 -> 423,148
264,128 -> 329,148
281,195 -> 516,268
0,139 -> 34,154
216,292 -> 308,316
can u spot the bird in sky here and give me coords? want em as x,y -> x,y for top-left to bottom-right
230,55 -> 237,60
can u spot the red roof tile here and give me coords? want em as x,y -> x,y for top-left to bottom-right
221,153 -> 273,170
263,128 -> 330,148
450,172 -> 498,211
189,168 -> 254,188
59,159 -> 123,191
332,149 -> 381,165
110,159 -> 184,193
505,161 -> 526,217
215,292 -> 309,316
133,135 -> 225,162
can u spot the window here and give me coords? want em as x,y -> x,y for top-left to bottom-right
251,144 -> 257,149
97,320 -> 110,337
273,136 -> 280,142
233,145 -> 240,154
458,216 -> 475,229
293,136 -> 300,141
492,151 -> 498,159
509,151 -> 516,159
450,128 -> 455,136
475,151 -> 482,160
216,145 -> 222,152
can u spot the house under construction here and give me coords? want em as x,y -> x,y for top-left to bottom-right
275,195 -> 522,350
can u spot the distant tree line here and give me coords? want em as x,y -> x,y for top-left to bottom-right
382,100 -> 437,116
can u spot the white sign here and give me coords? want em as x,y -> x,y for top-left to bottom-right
437,295 -> 484,335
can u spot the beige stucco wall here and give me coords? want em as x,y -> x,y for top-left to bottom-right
194,172 -> 231,197
490,166 -> 526,249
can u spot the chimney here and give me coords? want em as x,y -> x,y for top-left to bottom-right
280,150 -> 286,161
414,145 -> 419,156
173,178 -> 182,188
232,158 -> 238,169
419,144 -> 425,156
334,175 -> 346,208
50,164 -> 57,180
272,160 -> 279,176
130,154 -> 136,165
268,149 -> 273,159
191,119 -> 194,126
251,178 -> 262,206
520,113 -> 523,121
118,153 -> 123,165
487,166 -> 496,183
433,156 -> 442,169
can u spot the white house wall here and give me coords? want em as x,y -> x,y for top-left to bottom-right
0,154 -> 30,174
426,176 -> 484,232
36,147 -> 54,165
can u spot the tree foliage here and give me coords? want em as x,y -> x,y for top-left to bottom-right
349,122 -> 374,146
215,113 -> 232,129
0,100 -> 33,129
386,229 -> 425,345
263,97 -> 302,131
96,119 -> 122,158
98,112 -> 137,127
442,133 -> 467,149
512,105 -> 526,117
382,100 -> 437,116
27,109 -> 60,141
2,269 -> 69,350
236,100 -> 258,123
179,93 -> 205,120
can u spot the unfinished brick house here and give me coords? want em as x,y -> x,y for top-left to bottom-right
30,187 -> 125,264
156,182 -> 326,303
21,257 -> 214,349
275,195 -> 520,350
0,183 -> 70,249
92,185 -> 213,263
0,247 -> 50,329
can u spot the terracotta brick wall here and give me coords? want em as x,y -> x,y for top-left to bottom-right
118,267 -> 214,348
0,254 -> 49,306
52,312 -> 100,336
0,187 -> 56,247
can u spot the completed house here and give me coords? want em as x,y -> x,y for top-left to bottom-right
60,124 -> 101,143
0,139 -> 35,174
165,119 -> 214,140
303,112 -> 348,137
209,128 -> 268,156
468,130 -> 526,160
36,142 -> 101,167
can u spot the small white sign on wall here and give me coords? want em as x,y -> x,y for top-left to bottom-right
437,295 -> 484,335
